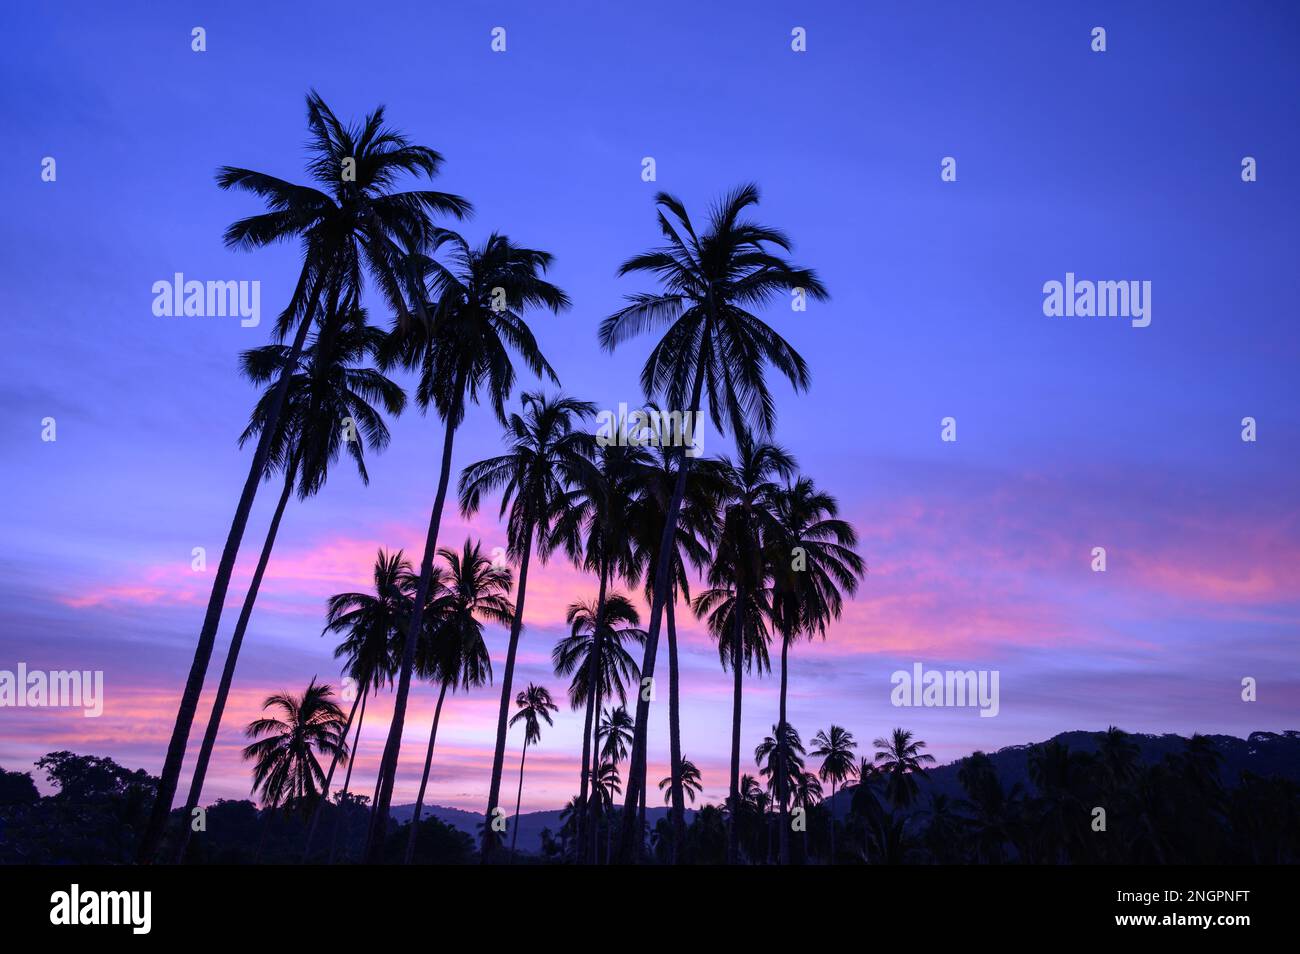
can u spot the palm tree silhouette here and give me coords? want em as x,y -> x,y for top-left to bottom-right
597,705 -> 635,862
811,725 -> 858,862
873,728 -> 936,811
508,683 -> 558,861
628,440 -> 721,859
175,307 -> 404,862
551,443 -> 648,860
599,185 -> 825,858
552,590 -> 645,861
695,435 -> 791,862
366,233 -> 567,861
242,679 -> 349,816
659,758 -> 703,805
460,392 -> 595,860
768,478 -> 864,863
142,93 -> 466,862
403,539 -> 510,864
303,548 -> 411,860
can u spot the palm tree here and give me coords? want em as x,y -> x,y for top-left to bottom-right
597,705 -> 635,863
141,93 -> 467,861
873,728 -> 936,810
365,233 -> 567,862
508,684 -> 558,861
599,185 -> 826,859
551,443 -> 648,860
756,724 -> 806,806
659,758 -> 703,805
242,679 -> 349,813
768,478 -> 864,863
302,548 -> 411,861
403,539 -> 510,864
694,436 -> 791,862
175,308 -> 404,862
628,439 -> 720,859
810,725 -> 858,863
551,591 -> 645,861
460,392 -> 596,860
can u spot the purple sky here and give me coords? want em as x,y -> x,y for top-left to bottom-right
2,0 -> 1298,812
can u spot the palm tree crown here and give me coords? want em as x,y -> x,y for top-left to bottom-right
242,679 -> 349,809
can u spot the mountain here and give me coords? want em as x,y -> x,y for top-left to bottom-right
826,728 -> 1300,818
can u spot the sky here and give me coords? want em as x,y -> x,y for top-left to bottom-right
1,1 -> 1298,814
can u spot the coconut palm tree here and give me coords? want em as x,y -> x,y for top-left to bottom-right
627,439 -> 721,859
303,548 -> 412,861
599,185 -> 826,859
693,436 -> 791,862
659,758 -> 703,805
768,478 -> 864,863
756,724 -> 806,806
403,539 -> 510,864
596,705 -> 635,863
551,590 -> 645,861
810,725 -> 858,863
460,392 -> 596,860
508,684 -> 558,861
873,728 -> 936,810
365,233 -> 567,862
141,93 -> 467,861
551,443 -> 649,860
242,679 -> 349,813
175,308 -> 404,862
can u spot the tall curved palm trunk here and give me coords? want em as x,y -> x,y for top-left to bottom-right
481,523 -> 534,860
326,688 -> 369,863
727,594 -> 744,865
302,683 -> 367,861
365,414 -> 459,861
576,560 -> 611,863
665,592 -> 687,860
617,364 -> 704,859
403,681 -> 449,864
509,737 -> 530,861
171,456 -> 299,863
138,285 -> 320,862
777,631 -> 792,865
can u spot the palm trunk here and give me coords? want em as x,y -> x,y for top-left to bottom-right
727,596 -> 744,865
637,768 -> 646,853
577,558 -> 609,863
509,739 -> 529,862
301,685 -> 364,862
481,522 -> 535,861
138,276 -> 323,863
364,410 -> 459,862
618,360 -> 706,861
777,628 -> 791,865
666,591 -> 686,863
171,458 -> 299,864
403,681 -> 449,864
327,686 -> 368,863
587,694 -> 605,863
